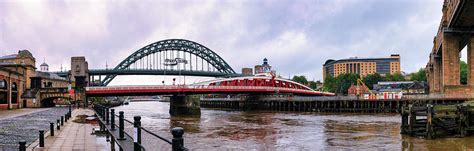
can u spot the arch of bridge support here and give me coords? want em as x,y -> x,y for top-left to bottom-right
101,39 -> 236,85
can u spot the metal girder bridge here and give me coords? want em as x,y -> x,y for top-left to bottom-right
55,39 -> 239,86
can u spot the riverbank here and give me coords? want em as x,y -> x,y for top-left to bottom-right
0,107 -> 69,150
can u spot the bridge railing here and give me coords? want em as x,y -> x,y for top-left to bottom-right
93,104 -> 188,151
86,85 -> 334,95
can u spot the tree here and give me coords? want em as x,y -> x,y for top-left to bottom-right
385,73 -> 405,81
308,81 -> 318,89
323,76 -> 336,92
334,73 -> 359,95
410,68 -> 427,82
292,75 -> 308,85
461,60 -> 467,85
363,73 -> 384,89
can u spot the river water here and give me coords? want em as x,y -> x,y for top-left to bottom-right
111,101 -> 474,151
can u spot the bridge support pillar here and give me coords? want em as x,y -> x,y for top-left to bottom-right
169,94 -> 201,116
468,36 -> 474,85
442,33 -> 461,87
432,54 -> 443,93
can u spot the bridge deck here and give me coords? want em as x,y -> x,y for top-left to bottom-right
85,85 -> 334,97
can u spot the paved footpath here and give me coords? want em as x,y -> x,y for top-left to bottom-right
28,108 -> 106,151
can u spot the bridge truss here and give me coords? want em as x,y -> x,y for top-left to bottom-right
56,39 -> 238,86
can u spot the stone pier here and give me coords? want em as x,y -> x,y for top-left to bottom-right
169,94 -> 201,116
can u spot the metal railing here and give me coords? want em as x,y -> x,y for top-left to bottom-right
86,85 -> 334,96
93,104 -> 187,151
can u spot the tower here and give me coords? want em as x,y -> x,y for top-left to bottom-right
40,59 -> 49,72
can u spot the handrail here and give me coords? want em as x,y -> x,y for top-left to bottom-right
93,104 -> 187,151
141,126 -> 172,144
86,85 -> 335,96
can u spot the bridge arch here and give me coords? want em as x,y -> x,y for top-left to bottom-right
101,39 -> 236,85
40,96 -> 72,107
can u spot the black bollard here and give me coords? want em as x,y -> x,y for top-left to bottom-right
65,114 -> 68,122
106,107 -> 109,125
39,130 -> 44,147
118,111 -> 126,140
61,116 -> 64,126
111,109 -> 116,130
19,140 -> 26,151
133,116 -> 142,151
50,123 -> 55,136
171,127 -> 185,151
57,119 -> 60,130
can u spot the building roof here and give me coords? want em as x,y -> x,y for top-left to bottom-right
34,71 -> 66,81
0,54 -> 18,60
40,62 -> 49,67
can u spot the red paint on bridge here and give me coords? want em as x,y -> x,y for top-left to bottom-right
86,76 -> 335,96
86,85 -> 334,96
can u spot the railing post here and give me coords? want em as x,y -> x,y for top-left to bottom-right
50,122 -> 55,136
19,140 -> 26,151
57,119 -> 60,130
69,103 -> 72,116
133,116 -> 142,151
118,111 -> 126,140
111,109 -> 116,130
39,130 -> 44,147
106,107 -> 110,125
171,127 -> 185,151
426,104 -> 434,139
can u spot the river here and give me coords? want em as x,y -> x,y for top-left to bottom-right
109,101 -> 474,150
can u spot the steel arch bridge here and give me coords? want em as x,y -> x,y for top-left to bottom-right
56,39 -> 239,86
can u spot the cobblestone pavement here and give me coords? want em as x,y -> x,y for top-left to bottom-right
0,107 -> 69,151
0,108 -> 49,121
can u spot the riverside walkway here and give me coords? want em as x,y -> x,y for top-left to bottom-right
28,108 -> 105,151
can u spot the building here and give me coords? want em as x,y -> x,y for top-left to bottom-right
241,68 -> 253,76
0,50 -> 73,109
254,58 -> 275,75
0,50 -> 36,109
323,54 -> 401,79
372,81 -> 428,95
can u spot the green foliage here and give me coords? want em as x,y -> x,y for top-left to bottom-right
363,73 -> 384,89
385,73 -> 405,81
334,73 -> 359,95
292,75 -> 308,85
308,81 -> 319,90
461,61 -> 467,85
292,75 -> 322,90
410,68 -> 427,82
323,76 -> 336,92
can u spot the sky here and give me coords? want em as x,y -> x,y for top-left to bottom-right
0,0 -> 447,85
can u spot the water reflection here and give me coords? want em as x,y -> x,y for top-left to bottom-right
112,102 -> 474,150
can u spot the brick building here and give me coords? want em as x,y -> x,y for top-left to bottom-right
323,54 -> 401,79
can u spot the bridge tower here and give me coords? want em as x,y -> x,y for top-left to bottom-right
71,57 -> 89,105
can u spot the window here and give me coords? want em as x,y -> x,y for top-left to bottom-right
0,80 -> 6,89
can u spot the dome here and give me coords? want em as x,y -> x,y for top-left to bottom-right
40,62 -> 49,67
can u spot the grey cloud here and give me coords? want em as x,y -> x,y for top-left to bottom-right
0,0 -> 444,83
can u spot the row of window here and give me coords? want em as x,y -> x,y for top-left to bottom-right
0,80 -> 17,90
0,92 -> 18,104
